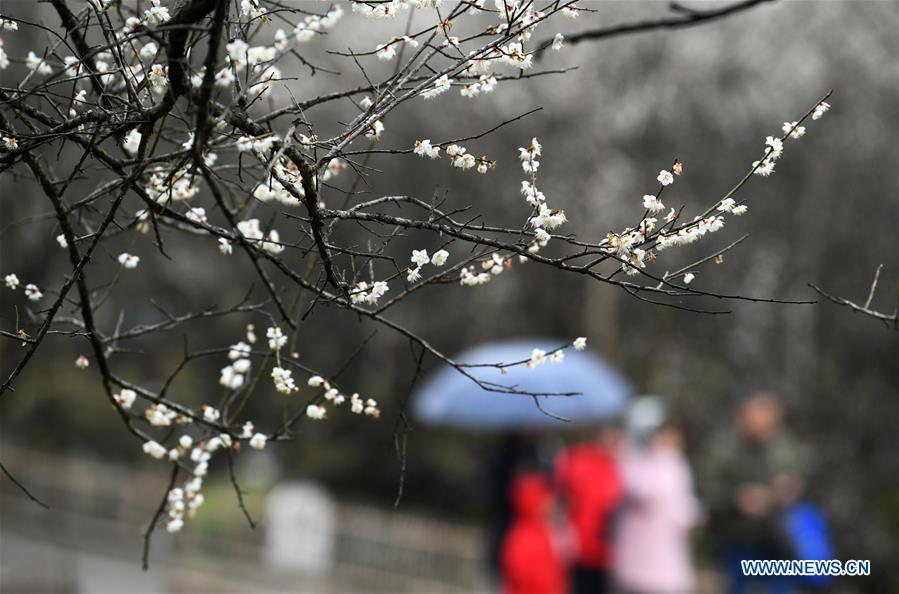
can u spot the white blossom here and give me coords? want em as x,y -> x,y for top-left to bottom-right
139,42 -> 158,60
25,51 -> 52,75
5,273 -> 19,289
364,398 -> 380,417
118,253 -> 140,269
573,337 -> 587,351
123,129 -> 142,155
143,440 -> 167,459
765,136 -> 784,160
186,207 -> 207,224
240,421 -> 255,438
148,64 -> 168,91
144,1 -> 171,25
249,433 -> 267,449
267,326 -> 287,351
365,119 -> 384,141
202,405 -> 221,423
114,389 -> 136,409
420,75 -> 452,99
241,0 -> 267,19
262,229 -> 284,255
376,43 -> 396,61
229,342 -> 251,361
782,121 -> 806,139
657,170 -> 674,186
24,283 -> 42,301
431,250 -> 449,266
271,366 -> 297,394
219,365 -> 244,390
306,404 -> 327,419
413,139 -> 441,159
411,249 -> 429,267
528,348 -> 547,368
146,403 -> 176,426
812,101 -> 830,120
642,194 -> 665,213
752,159 -> 775,177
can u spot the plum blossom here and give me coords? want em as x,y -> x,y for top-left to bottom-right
25,52 -> 52,75
528,348 -> 547,368
420,75 -> 452,99
249,433 -> 267,449
271,366 -> 297,394
306,404 -> 327,419
365,120 -> 384,141
812,101 -> 830,120
202,406 -> 221,423
643,194 -> 664,213
411,249 -> 429,267
413,139 -> 441,159
114,389 -> 136,409
376,43 -> 396,61
752,159 -> 775,177
123,129 -> 142,155
431,250 -> 449,266
186,207 -> 207,224
267,326 -> 287,351
782,121 -> 806,139
143,440 -> 167,459
144,0 -> 171,25
552,33 -> 565,50
24,283 -> 42,301
118,253 -> 140,269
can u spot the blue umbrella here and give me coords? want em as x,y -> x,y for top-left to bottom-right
413,339 -> 632,429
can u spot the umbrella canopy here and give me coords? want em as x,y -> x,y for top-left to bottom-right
412,339 -> 633,429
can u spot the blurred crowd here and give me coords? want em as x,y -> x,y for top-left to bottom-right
490,392 -> 833,594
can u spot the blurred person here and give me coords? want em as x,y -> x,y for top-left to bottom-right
487,433 -> 542,585
701,391 -> 807,594
613,397 -> 699,594
501,472 -> 568,594
554,423 -> 625,594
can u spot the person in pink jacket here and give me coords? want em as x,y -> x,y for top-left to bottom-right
613,402 -> 699,594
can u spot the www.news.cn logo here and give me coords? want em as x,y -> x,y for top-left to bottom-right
741,559 -> 870,577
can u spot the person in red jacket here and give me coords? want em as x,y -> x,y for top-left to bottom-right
501,473 -> 568,594
554,424 -> 625,594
